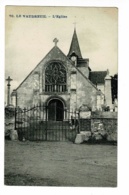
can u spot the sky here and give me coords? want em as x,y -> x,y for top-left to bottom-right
5,6 -> 118,97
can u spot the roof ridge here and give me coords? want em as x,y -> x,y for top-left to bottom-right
15,46 -> 73,90
15,46 -> 59,90
91,70 -> 107,72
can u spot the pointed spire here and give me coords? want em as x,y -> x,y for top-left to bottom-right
67,28 -> 82,58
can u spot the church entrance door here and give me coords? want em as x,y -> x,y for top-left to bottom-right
48,99 -> 64,121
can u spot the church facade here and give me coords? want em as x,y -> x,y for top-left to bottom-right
11,29 -> 112,121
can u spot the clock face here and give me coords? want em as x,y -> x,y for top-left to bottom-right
71,56 -> 76,62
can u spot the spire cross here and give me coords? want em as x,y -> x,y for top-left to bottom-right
73,15 -> 77,29
53,38 -> 59,46
73,22 -> 77,29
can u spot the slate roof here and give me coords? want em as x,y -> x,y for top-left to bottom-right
89,71 -> 107,85
67,29 -> 82,58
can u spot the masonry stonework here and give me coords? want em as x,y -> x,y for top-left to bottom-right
12,29 -> 113,122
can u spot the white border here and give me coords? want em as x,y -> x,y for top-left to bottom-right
1,0 -> 129,195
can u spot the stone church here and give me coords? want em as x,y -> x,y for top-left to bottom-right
11,28 -> 112,121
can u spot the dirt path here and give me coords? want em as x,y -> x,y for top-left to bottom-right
4,140 -> 117,187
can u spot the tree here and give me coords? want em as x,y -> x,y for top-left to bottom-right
111,74 -> 118,103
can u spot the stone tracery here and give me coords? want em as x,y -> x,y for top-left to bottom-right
45,62 -> 67,92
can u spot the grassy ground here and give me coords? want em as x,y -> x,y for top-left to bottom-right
4,140 -> 117,187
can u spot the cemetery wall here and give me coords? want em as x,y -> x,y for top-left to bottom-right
77,111 -> 117,143
5,107 -> 18,140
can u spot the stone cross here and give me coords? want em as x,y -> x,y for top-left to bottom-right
6,76 -> 13,106
53,38 -> 59,46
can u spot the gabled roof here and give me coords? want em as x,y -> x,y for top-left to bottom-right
67,29 -> 82,58
89,71 -> 107,85
15,44 -> 99,93
16,45 -> 74,90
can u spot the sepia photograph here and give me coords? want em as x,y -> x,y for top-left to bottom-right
4,6 -> 118,187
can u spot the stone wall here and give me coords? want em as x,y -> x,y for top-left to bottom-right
91,118 -> 117,142
91,112 -> 117,142
91,111 -> 117,118
5,107 -> 18,140
77,70 -> 97,110
75,111 -> 117,144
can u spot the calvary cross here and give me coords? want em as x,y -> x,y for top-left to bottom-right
6,76 -> 13,86
6,76 -> 13,106
53,38 -> 59,46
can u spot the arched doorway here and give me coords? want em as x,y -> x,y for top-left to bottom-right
48,99 -> 64,121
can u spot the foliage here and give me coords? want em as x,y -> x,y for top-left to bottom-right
111,74 -> 118,103
101,105 -> 110,111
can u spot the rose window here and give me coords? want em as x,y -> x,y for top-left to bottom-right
45,62 -> 67,92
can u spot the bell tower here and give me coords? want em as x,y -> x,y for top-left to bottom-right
68,28 -> 90,78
